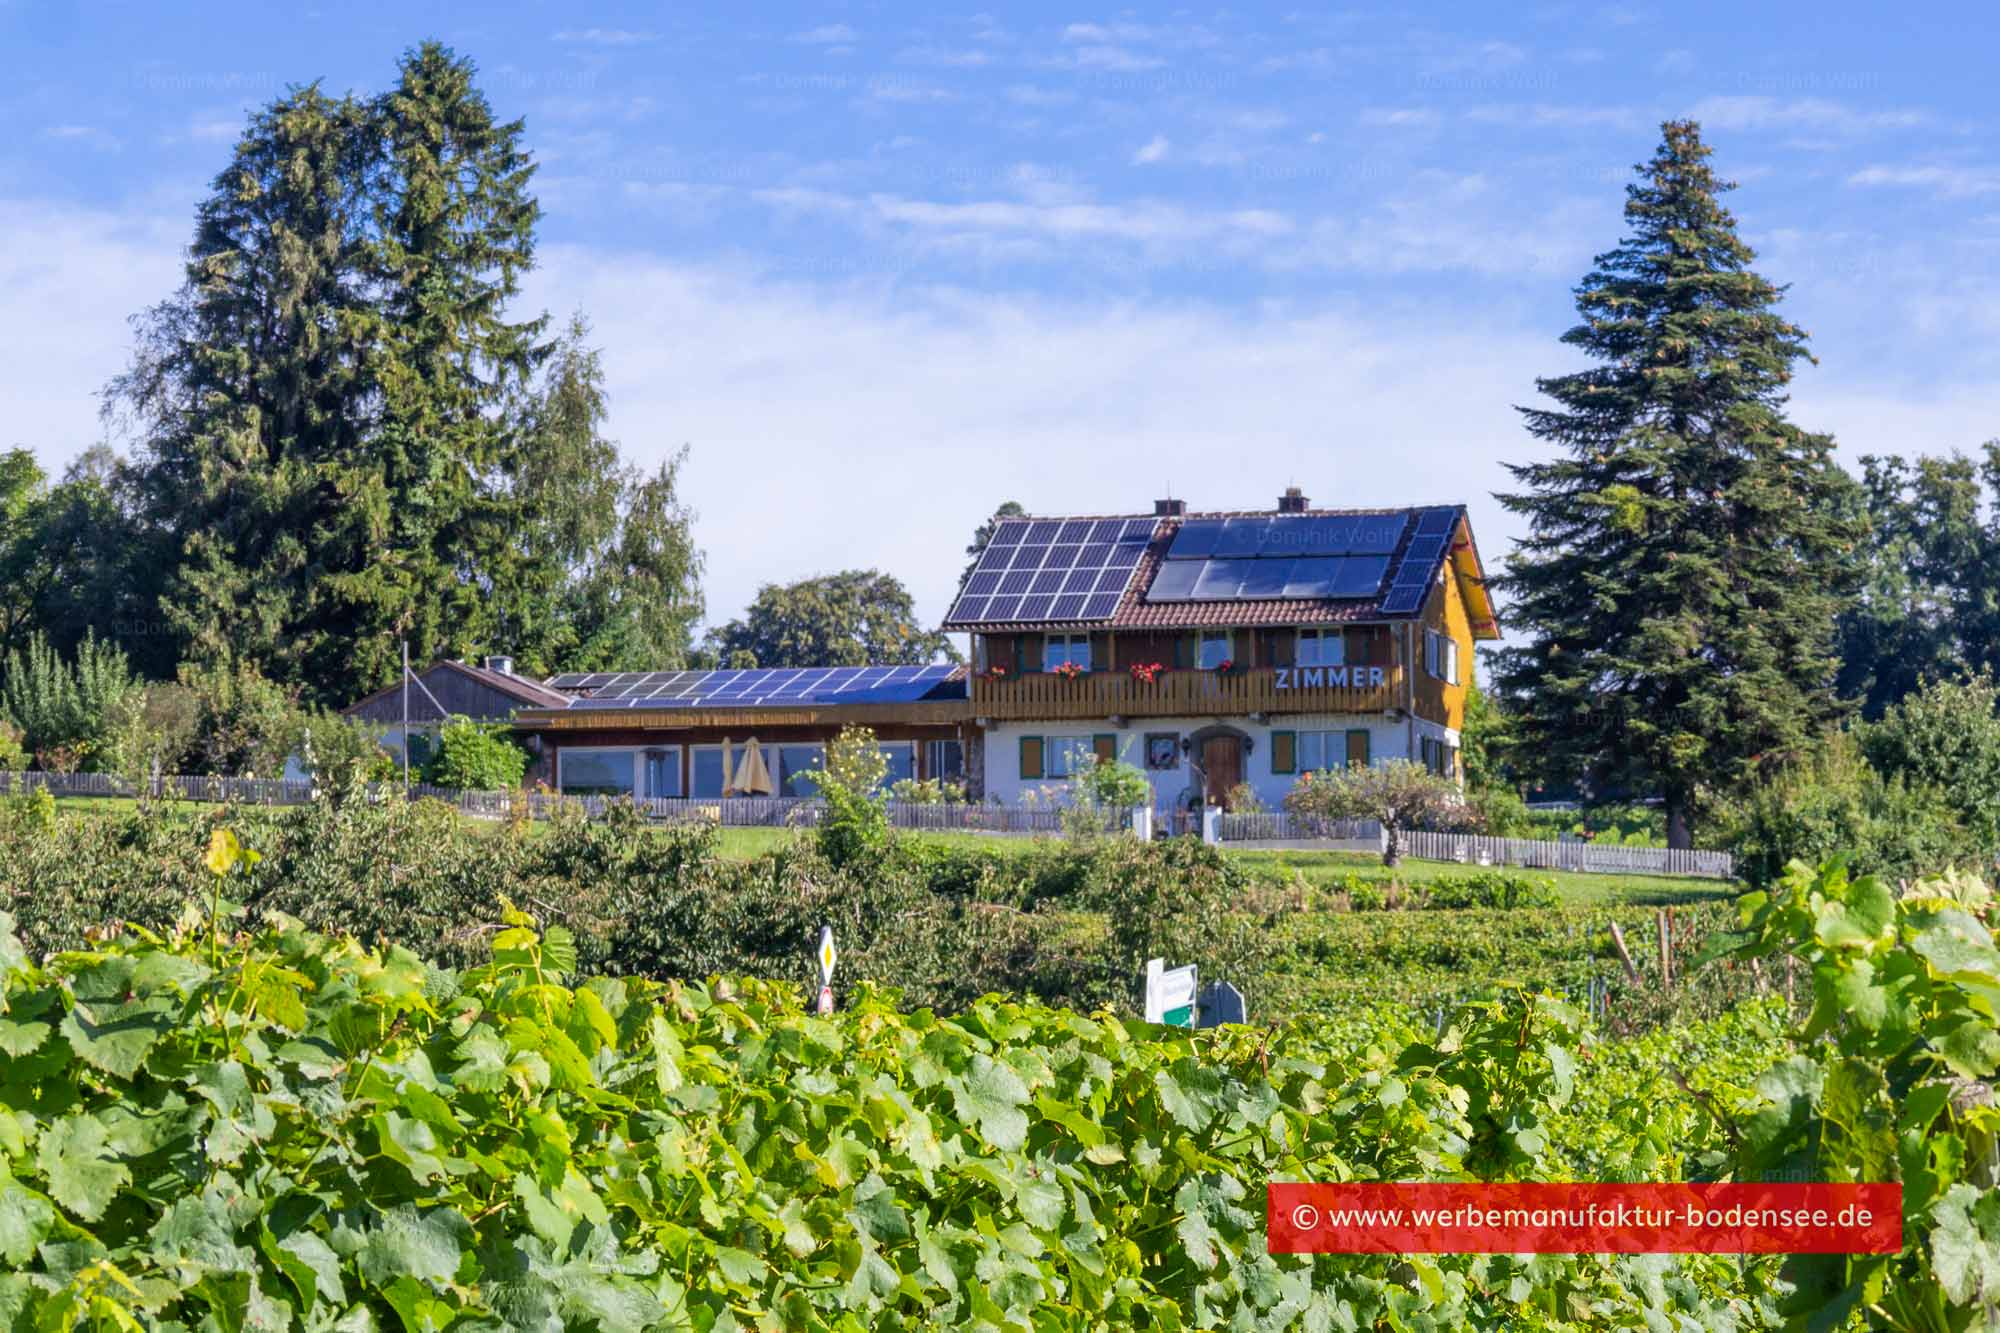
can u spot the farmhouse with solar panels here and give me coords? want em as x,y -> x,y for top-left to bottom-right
342,487 -> 1495,814
941,489 -> 1499,814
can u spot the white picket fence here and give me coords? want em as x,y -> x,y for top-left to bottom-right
1398,829 -> 1734,879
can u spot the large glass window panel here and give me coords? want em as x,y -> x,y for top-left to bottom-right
643,750 -> 682,798
560,750 -> 636,796
778,745 -> 824,796
927,739 -> 964,781
691,749 -> 728,798
878,743 -> 915,787
1297,629 -> 1345,667
1199,631 -> 1233,669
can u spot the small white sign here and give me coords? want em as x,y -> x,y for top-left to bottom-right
1144,957 -> 1198,1027
818,925 -> 837,989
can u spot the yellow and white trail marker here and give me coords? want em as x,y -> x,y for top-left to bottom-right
816,924 -> 837,1015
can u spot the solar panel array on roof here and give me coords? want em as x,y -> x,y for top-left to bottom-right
943,517 -> 1156,624
545,665 -> 962,710
1378,506 -> 1461,614
1164,513 -> 1408,561
1146,512 -> 1411,604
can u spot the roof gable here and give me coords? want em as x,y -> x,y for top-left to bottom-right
942,504 -> 1498,636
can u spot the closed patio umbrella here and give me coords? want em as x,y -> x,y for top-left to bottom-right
730,738 -> 775,796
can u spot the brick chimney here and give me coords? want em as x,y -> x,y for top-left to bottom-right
1277,486 -> 1309,513
1155,497 -> 1187,516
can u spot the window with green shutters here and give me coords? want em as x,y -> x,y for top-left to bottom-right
1092,734 -> 1117,763
1270,730 -> 1297,774
1019,736 -> 1044,780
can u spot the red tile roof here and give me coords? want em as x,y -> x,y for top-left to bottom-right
944,505 -> 1471,632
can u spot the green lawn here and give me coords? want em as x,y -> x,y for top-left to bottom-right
1217,846 -> 1737,907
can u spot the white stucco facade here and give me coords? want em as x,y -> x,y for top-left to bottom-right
980,711 -> 1459,813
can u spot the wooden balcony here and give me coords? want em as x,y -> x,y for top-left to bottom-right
970,665 -> 1402,722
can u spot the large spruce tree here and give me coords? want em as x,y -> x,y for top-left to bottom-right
1492,120 -> 1864,847
107,43 -> 698,704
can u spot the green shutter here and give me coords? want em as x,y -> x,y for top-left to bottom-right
1020,736 -> 1044,780
1092,733 -> 1117,763
1271,730 -> 1296,775
1345,729 -> 1371,768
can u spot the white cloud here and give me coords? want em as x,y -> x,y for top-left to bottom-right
1467,103 -> 1642,131
1065,45 -> 1165,72
553,28 -> 658,46
793,24 -> 857,44
1359,107 -> 1440,128
1686,96 -> 1928,135
0,199 -> 188,457
518,246 -> 1558,629
1133,135 -> 1170,165
1848,164 -> 2000,198
42,125 -> 120,151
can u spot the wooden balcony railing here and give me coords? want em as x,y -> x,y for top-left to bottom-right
970,665 -> 1402,721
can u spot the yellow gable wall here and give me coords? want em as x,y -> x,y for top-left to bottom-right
1413,561 -> 1476,732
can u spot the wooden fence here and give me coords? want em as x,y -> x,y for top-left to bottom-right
0,770 -> 1136,836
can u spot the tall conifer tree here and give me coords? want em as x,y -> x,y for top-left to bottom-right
1492,121 -> 1864,847
108,44 -> 705,704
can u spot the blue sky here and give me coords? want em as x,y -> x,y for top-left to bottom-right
3,2 -> 1996,643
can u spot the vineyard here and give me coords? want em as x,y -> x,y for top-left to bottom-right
2,804 -> 1998,1327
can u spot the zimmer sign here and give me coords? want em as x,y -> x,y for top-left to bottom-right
1274,666 -> 1388,689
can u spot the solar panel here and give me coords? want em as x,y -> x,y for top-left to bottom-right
1057,520 -> 1093,543
1238,558 -> 1294,598
1146,560 -> 1203,601
1031,571 -> 1064,595
1415,506 -> 1457,537
988,596 -> 1023,620
1120,519 -> 1157,544
1349,514 -> 1410,555
1283,557 -> 1341,598
1401,536 -> 1447,568
1083,593 -> 1121,617
1089,519 -> 1124,543
1166,519 -> 1224,560
1062,569 -> 1097,593
1052,594 -> 1086,619
1378,586 -> 1427,615
977,547 -> 1011,573
1190,560 -> 1244,599
1017,595 -> 1055,620
1105,546 -> 1142,571
1216,518 -> 1271,557
990,520 -> 1027,546
1049,543 -> 1082,569
1025,521 -> 1061,543
998,570 -> 1033,595
1010,545 -> 1044,569
1329,555 -> 1393,598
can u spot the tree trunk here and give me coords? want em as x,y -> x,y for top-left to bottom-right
1383,822 -> 1402,867
1666,796 -> 1693,851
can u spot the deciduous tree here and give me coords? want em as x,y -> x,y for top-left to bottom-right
707,571 -> 957,668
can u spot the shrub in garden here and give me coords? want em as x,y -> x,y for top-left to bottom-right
420,714 -> 529,789
0,718 -> 24,771
0,630 -> 139,770
809,725 -> 890,868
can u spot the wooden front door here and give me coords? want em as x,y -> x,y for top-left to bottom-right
1201,735 -> 1242,807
